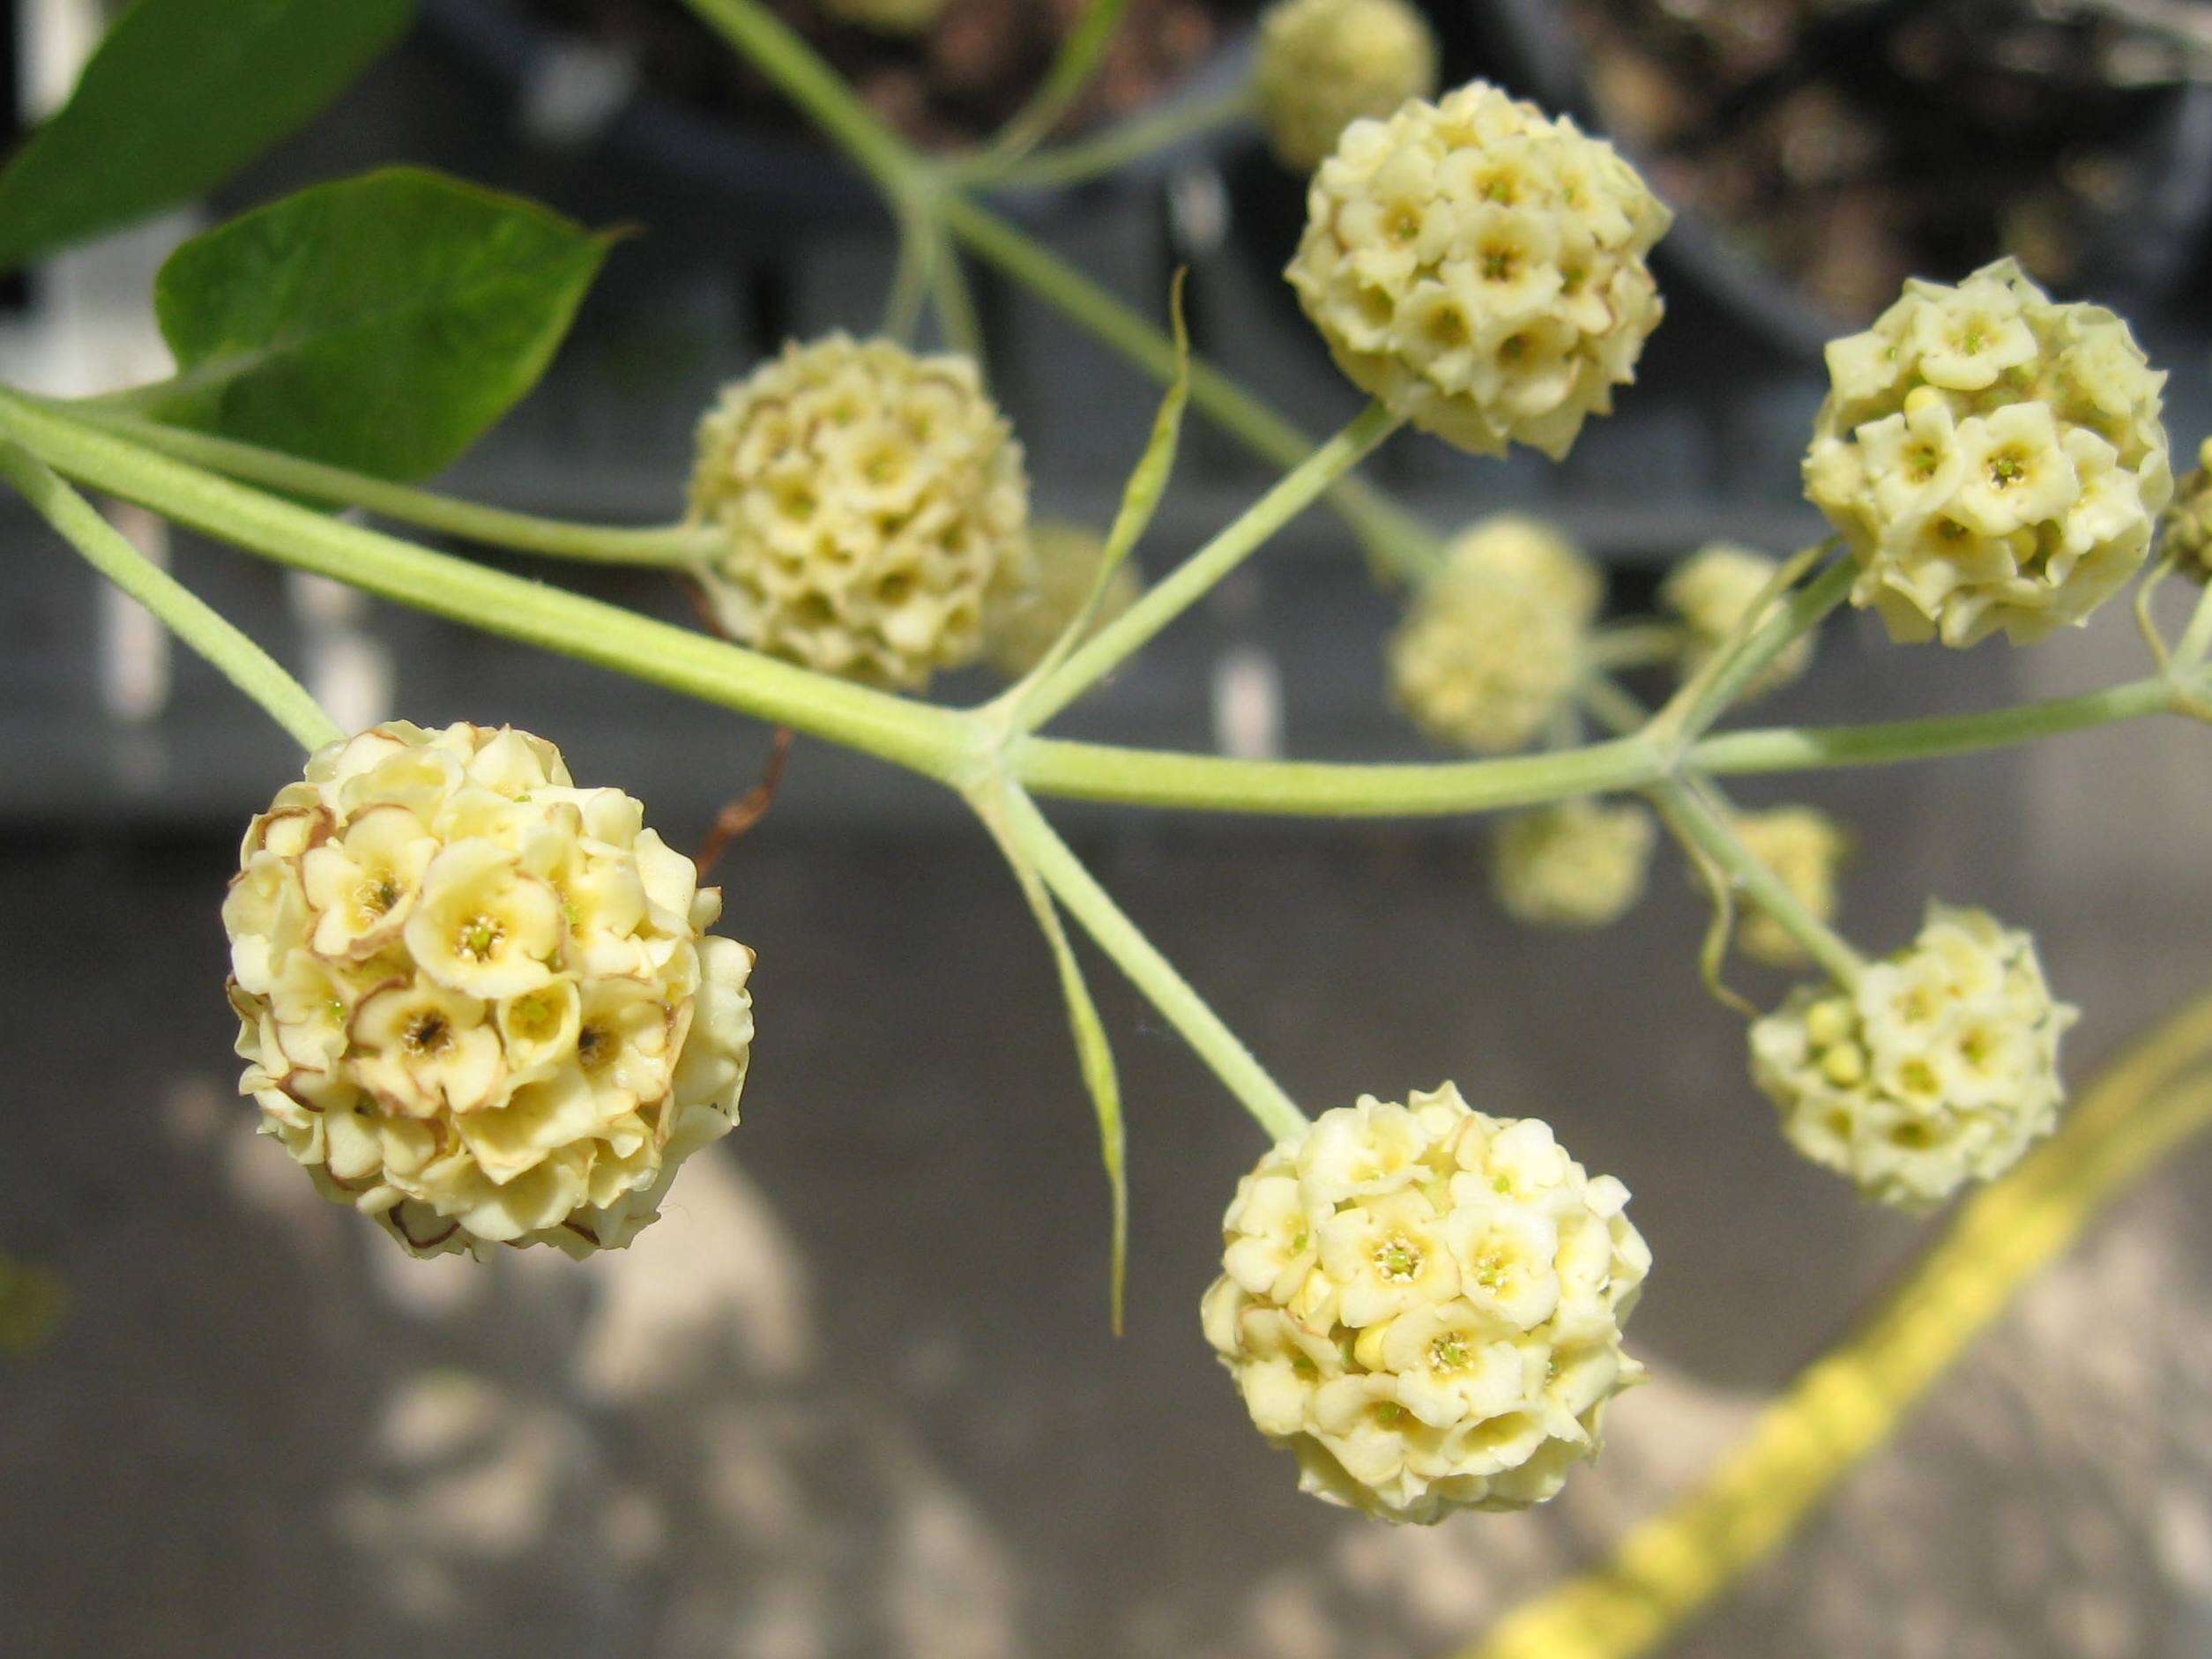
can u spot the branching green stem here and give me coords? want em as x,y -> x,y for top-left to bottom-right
1647,551 -> 1851,752
0,439 -> 341,752
1019,400 -> 1401,726
49,401 -> 715,565
994,784 -> 1309,1142
986,87 -> 1256,190
963,0 -> 1138,173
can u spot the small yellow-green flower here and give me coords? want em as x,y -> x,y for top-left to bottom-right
1658,543 -> 1814,697
1492,799 -> 1653,929
689,333 -> 1032,690
1803,258 -> 2170,646
1286,81 -> 1672,458
1202,1082 -> 1650,1522
2161,435 -> 2212,583
1389,516 -> 1603,754
1726,806 -> 1851,967
1749,902 -> 2074,1207
980,520 -> 1143,680
224,722 -> 756,1259
1254,0 -> 1438,173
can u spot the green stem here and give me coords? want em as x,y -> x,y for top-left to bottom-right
1650,552 -> 1852,750
935,190 -> 1445,584
927,228 -> 983,361
49,402 -> 716,566
0,387 -> 971,778
1586,621 -> 1686,673
987,86 -> 1256,191
966,0 -> 1138,172
1021,400 -> 1401,726
0,439 -> 341,752
995,784 -> 1309,1142
2175,576 -> 2212,668
1650,776 -> 1868,990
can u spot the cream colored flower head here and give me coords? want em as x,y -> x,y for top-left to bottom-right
1803,258 -> 2171,646
1749,902 -> 2074,1208
689,333 -> 1032,690
1202,1082 -> 1649,1523
1255,0 -> 1439,174
1659,542 -> 1814,697
1492,799 -> 1653,929
1390,516 -> 1603,753
1724,806 -> 1851,968
816,0 -> 949,35
1286,81 -> 1672,458
2161,435 -> 2212,584
222,722 -> 756,1259
979,519 -> 1143,680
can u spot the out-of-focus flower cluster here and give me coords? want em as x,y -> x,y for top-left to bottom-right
1254,0 -> 1438,174
979,519 -> 1142,680
1726,806 -> 1851,968
1202,1083 -> 1649,1523
1750,903 -> 2073,1207
223,723 -> 756,1258
1390,516 -> 1602,754
1659,543 -> 1814,698
689,333 -> 1031,690
1286,81 -> 1672,458
2162,436 -> 2212,584
1492,798 -> 1654,929
1803,258 -> 2170,647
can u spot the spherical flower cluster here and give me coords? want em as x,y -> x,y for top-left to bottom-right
689,333 -> 1032,691
1202,1083 -> 1650,1523
223,723 -> 756,1259
1254,0 -> 1438,174
1389,516 -> 1603,754
816,0 -> 949,35
1727,806 -> 1850,968
979,519 -> 1143,680
1658,542 -> 1814,697
1749,903 -> 2074,1208
1803,257 -> 2171,647
1491,799 -> 1654,929
2162,436 -> 2212,584
1285,81 -> 1672,458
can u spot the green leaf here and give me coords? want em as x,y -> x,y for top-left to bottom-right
144,168 -> 614,480
0,0 -> 414,272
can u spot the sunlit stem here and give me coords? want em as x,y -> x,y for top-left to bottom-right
995,784 -> 1309,1142
1020,399 -> 1402,727
1650,776 -> 1867,991
43,401 -> 715,566
0,439 -> 342,752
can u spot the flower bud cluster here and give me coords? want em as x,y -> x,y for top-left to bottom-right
1255,0 -> 1438,174
2161,436 -> 2212,584
1286,81 -> 1672,458
689,333 -> 1032,690
1658,542 -> 1814,697
1750,903 -> 2074,1207
1492,799 -> 1654,929
1803,258 -> 2171,647
223,723 -> 756,1258
1202,1083 -> 1650,1523
1389,516 -> 1602,754
980,519 -> 1143,680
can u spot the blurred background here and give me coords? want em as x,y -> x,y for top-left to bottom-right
7,0 -> 2212,1653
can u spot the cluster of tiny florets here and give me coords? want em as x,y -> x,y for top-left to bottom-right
223,723 -> 756,1258
688,333 -> 1032,690
1750,903 -> 2073,1208
2161,436 -> 2212,584
1725,806 -> 1851,969
980,519 -> 1143,680
1389,516 -> 1603,754
1254,0 -> 1438,174
1803,258 -> 2171,648
1492,799 -> 1654,929
1202,1083 -> 1649,1523
1659,542 -> 1814,697
1286,81 -> 1672,458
